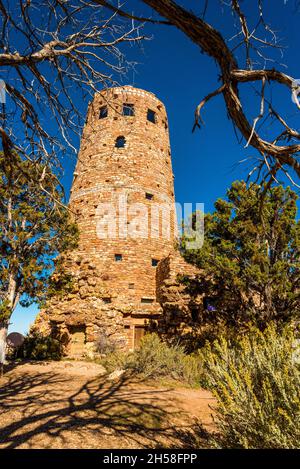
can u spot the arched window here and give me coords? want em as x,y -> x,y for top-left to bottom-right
115,136 -> 126,148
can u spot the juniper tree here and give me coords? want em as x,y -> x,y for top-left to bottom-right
182,181 -> 300,329
0,152 -> 78,372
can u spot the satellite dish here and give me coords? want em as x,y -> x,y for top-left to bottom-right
7,332 -> 25,348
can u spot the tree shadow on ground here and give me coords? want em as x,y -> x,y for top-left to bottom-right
0,364 -> 207,449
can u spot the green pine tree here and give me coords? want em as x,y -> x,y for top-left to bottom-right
0,152 -> 78,371
182,181 -> 300,329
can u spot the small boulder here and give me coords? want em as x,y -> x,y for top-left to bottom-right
107,369 -> 126,381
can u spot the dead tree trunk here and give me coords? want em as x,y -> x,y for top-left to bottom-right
0,274 -> 18,376
0,323 -> 8,377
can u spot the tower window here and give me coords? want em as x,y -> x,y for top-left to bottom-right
103,297 -> 112,304
115,136 -> 126,148
123,103 -> 135,116
145,192 -> 153,200
129,283 -> 135,289
147,109 -> 157,123
115,254 -> 123,261
99,105 -> 108,119
141,298 -> 154,304
152,259 -> 159,267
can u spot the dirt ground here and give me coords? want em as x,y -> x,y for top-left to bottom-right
0,361 -> 215,449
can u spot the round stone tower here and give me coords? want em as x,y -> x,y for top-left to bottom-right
35,86 -> 177,354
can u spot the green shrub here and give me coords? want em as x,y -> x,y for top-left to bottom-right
199,323 -> 300,448
131,334 -> 194,383
101,333 -> 203,386
18,332 -> 62,360
100,350 -> 134,373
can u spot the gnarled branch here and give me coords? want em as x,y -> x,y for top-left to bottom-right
140,0 -> 300,180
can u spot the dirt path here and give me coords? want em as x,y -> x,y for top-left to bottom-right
0,361 -> 215,449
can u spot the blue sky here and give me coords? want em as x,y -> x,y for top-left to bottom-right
8,0 -> 300,334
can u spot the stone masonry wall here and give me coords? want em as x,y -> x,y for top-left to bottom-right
155,253 -> 203,348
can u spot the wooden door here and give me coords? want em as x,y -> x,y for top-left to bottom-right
69,327 -> 86,357
134,326 -> 145,349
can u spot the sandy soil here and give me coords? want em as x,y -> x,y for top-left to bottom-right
0,361 -> 215,449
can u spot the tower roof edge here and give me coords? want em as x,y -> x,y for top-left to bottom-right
95,85 -> 164,106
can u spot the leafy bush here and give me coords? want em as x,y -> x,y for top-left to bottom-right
101,333 -> 203,386
199,324 -> 300,448
17,332 -> 62,360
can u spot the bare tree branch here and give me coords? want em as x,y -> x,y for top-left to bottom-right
92,0 -> 172,24
193,84 -> 226,130
137,0 -> 300,180
96,0 -> 300,182
0,0 -> 147,171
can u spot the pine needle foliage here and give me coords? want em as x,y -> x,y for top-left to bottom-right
182,181 -> 300,328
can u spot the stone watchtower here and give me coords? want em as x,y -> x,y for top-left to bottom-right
35,86 -> 178,355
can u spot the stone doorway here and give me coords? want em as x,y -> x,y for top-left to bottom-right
68,326 -> 86,357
